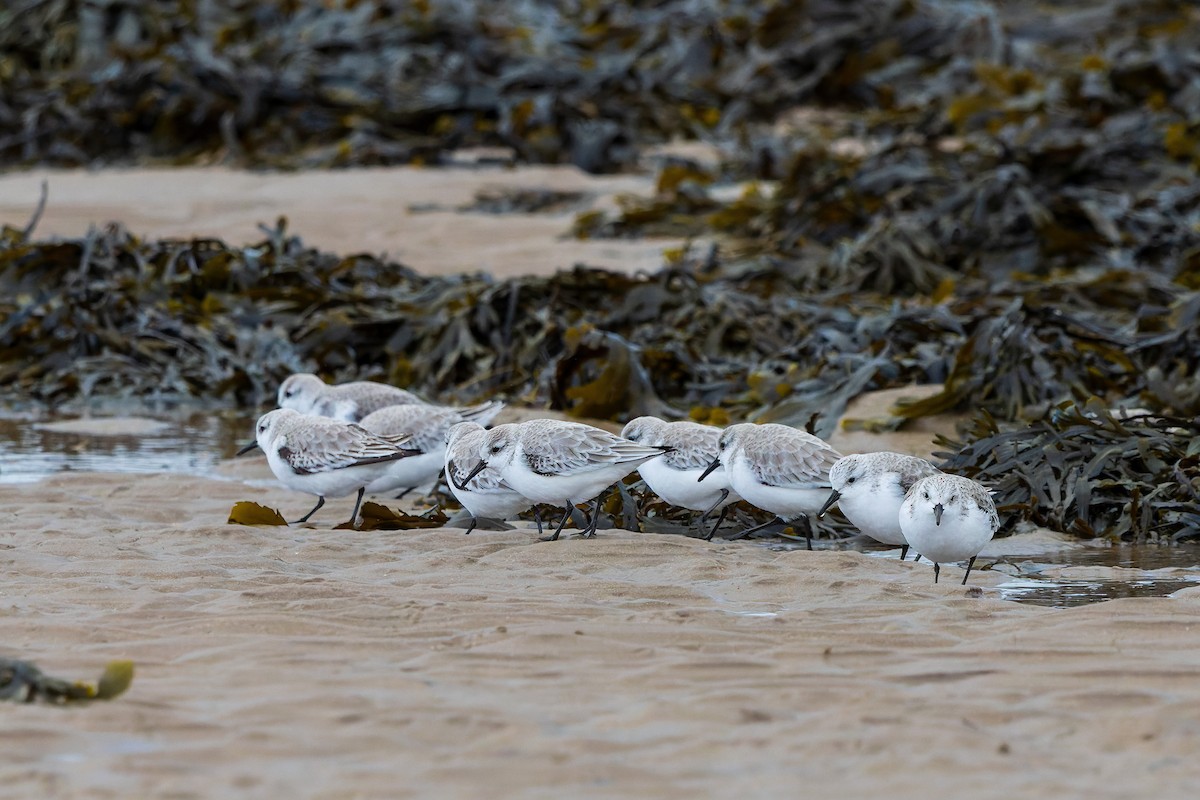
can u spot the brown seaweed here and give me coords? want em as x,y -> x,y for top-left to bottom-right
0,658 -> 134,704
4,1 -> 1197,176
935,401 -> 1200,542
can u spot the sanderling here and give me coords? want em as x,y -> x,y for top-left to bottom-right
818,452 -> 941,560
277,373 -> 424,422
899,473 -> 999,585
621,416 -> 741,540
444,421 -> 539,535
698,422 -> 842,549
236,408 -> 419,527
456,419 -> 670,541
358,400 -> 505,498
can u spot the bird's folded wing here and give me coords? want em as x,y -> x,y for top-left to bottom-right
281,423 -> 413,474
752,437 -> 842,489
661,425 -> 720,471
525,427 -> 667,476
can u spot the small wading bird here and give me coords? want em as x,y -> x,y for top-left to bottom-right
899,473 -> 999,585
817,452 -> 941,561
455,420 -> 671,541
444,421 -> 542,536
357,400 -> 504,498
621,416 -> 741,540
277,373 -> 425,422
237,408 -> 420,528
698,422 -> 842,550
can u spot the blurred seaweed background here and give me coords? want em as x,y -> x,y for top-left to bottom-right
2,0 -> 1200,540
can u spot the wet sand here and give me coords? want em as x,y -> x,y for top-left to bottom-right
4,462 -> 1200,797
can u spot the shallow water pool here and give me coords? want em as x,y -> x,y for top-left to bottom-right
0,408 -> 251,484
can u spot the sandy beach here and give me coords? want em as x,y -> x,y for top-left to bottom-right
0,164 -> 698,277
2,454 -> 1200,798
6,0 -> 1200,788
3,166 -> 1200,796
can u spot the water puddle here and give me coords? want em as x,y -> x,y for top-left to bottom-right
992,576 -> 1200,607
767,538 -> 1200,609
0,407 -> 252,484
988,547 -> 1200,608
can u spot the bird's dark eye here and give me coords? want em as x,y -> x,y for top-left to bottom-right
950,495 -> 958,504
847,477 -> 856,484
284,389 -> 295,398
490,443 -> 503,454
923,491 -> 929,500
258,425 -> 266,433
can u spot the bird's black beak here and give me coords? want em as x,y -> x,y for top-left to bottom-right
817,490 -> 841,519
454,460 -> 488,491
236,441 -> 260,456
698,458 -> 721,482
933,503 -> 944,526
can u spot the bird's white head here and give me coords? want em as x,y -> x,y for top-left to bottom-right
277,373 -> 326,413
255,408 -> 301,449
910,474 -> 964,527
716,423 -> 752,459
621,416 -> 668,445
479,424 -> 520,470
828,454 -> 868,494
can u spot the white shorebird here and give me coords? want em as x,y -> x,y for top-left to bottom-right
444,421 -> 539,536
698,422 -> 842,549
358,401 -> 505,498
236,408 -> 419,527
621,416 -> 741,540
277,373 -> 424,422
455,419 -> 670,541
899,473 -> 999,585
818,452 -> 941,560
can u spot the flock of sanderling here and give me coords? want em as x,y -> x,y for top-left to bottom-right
239,373 -> 1000,585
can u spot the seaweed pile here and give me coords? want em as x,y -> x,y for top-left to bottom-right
4,1 -> 1197,175
937,403 -> 1200,543
4,219 -> 1198,429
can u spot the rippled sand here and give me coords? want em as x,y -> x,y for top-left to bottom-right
4,462 -> 1200,798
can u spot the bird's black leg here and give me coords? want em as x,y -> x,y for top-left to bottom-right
725,516 -> 782,541
933,562 -> 941,584
698,489 -> 729,523
393,486 -> 415,501
533,507 -> 543,536
346,487 -> 366,528
801,517 -> 813,551
703,505 -> 731,542
541,504 -> 573,542
292,495 -> 326,524
900,544 -> 910,562
961,555 -> 977,585
698,490 -> 729,538
584,497 -> 602,538
463,517 -> 477,535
